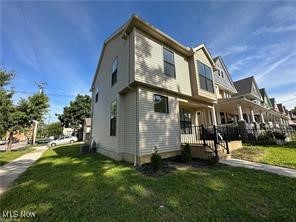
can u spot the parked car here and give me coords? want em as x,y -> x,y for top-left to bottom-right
36,137 -> 54,144
0,140 -> 7,145
47,136 -> 78,147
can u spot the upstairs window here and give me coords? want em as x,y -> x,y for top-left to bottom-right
197,61 -> 214,93
163,48 -> 175,78
95,86 -> 99,103
154,95 -> 169,113
110,100 -> 117,136
111,57 -> 118,86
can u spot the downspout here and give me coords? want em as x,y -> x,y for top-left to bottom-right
134,89 -> 138,166
131,29 -> 138,166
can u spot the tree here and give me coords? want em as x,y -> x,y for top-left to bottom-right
46,122 -> 63,137
57,94 -> 91,133
0,67 -> 49,150
0,67 -> 15,139
292,106 -> 296,115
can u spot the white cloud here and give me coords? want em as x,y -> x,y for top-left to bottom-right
252,24 -> 296,36
218,45 -> 253,57
270,5 -> 296,24
256,52 -> 296,80
208,3 -> 270,54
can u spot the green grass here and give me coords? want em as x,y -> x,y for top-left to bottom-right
232,143 -> 296,169
1,144 -> 296,221
0,146 -> 35,166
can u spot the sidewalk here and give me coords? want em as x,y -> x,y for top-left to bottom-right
220,158 -> 296,178
0,146 -> 48,195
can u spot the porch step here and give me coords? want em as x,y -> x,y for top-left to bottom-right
204,146 -> 231,160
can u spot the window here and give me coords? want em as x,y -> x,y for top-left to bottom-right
163,48 -> 175,78
110,100 -> 117,136
197,61 -> 214,93
154,95 -> 169,113
95,86 -> 99,103
111,57 -> 118,86
180,108 -> 192,134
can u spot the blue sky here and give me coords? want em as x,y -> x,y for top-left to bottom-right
1,1 -> 296,122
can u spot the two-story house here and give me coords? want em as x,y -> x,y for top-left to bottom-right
91,14 -> 219,165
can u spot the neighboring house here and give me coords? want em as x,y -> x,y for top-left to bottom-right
259,88 -> 272,109
91,14 -> 218,165
83,118 -> 91,143
215,75 -> 266,125
212,56 -> 238,124
63,127 -> 74,136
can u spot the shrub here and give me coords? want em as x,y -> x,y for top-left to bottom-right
151,146 -> 162,172
256,131 -> 275,145
208,155 -> 219,165
182,143 -> 192,163
273,132 -> 286,140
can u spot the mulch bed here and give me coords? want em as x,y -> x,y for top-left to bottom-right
137,156 -> 219,177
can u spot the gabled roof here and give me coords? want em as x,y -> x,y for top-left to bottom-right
283,106 -> 289,115
277,104 -> 284,113
259,88 -> 272,108
91,14 -> 219,89
212,56 -> 237,93
91,14 -> 193,89
270,98 -> 275,106
233,76 -> 262,100
193,44 -> 216,67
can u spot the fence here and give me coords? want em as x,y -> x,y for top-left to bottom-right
216,125 -> 296,145
181,124 -> 296,148
180,125 -> 229,157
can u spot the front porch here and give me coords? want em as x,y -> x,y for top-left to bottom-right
215,97 -> 289,129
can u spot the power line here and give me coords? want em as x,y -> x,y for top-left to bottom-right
12,90 -> 86,98
18,1 -> 43,74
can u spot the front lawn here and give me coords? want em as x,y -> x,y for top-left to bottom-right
232,143 -> 296,169
1,144 -> 295,221
0,146 -> 35,166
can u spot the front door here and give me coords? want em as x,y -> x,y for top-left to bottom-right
197,111 -> 204,126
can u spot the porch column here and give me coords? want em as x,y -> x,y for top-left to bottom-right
195,111 -> 199,126
246,114 -> 250,123
211,107 -> 217,126
280,118 -> 283,125
260,112 -> 265,124
250,109 -> 255,122
237,104 -> 244,121
215,107 -> 221,124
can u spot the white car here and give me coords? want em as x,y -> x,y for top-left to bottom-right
47,136 -> 78,147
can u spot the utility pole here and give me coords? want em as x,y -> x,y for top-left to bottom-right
32,120 -> 38,145
35,81 -> 47,94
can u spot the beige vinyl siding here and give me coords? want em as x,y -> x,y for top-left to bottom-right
134,29 -> 192,96
138,86 -> 180,156
122,89 -> 137,155
194,49 -> 216,100
92,31 -> 131,160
